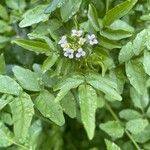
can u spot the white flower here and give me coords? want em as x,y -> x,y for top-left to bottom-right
71,29 -> 83,37
64,49 -> 74,59
88,34 -> 98,45
76,48 -> 86,58
78,37 -> 86,45
58,36 -> 67,45
61,43 -> 70,49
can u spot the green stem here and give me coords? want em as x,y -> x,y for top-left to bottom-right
6,138 -> 29,150
106,0 -> 109,12
106,103 -> 141,150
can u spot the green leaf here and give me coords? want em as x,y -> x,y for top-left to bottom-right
109,19 -> 134,32
146,107 -> 150,118
10,92 -> 34,142
0,4 -> 8,20
126,118 -> 149,134
109,68 -> 126,94
0,75 -> 22,96
1,112 -> 13,126
100,28 -> 132,41
86,73 -> 122,101
130,87 -> 149,110
0,54 -> 6,75
60,92 -> 76,118
34,90 -> 65,126
0,95 -> 13,110
12,38 -> 51,55
0,121 -> 14,147
105,139 -> 121,150
103,0 -> 137,26
133,29 -> 147,55
79,84 -> 97,140
0,35 -> 10,44
27,120 -> 42,150
125,60 -> 146,94
0,20 -> 12,33
42,54 -> 58,73
119,42 -> 134,64
54,75 -> 84,102
143,50 -> 150,76
19,5 -> 49,28
44,0 -> 67,14
6,0 -> 26,10
98,36 -> 121,50
88,4 -> 100,31
132,126 -> 150,144
13,66 -> 41,92
100,121 -> 124,139
60,0 -> 82,22
119,109 -> 142,121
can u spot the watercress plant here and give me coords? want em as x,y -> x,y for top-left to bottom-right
0,0 -> 150,149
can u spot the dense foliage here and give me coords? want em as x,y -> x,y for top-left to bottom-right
0,0 -> 150,149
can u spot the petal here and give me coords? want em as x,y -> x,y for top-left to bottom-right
81,51 -> 86,56
78,48 -> 83,52
64,52 -> 69,57
91,34 -> 96,39
76,53 -> 81,58
69,54 -> 74,59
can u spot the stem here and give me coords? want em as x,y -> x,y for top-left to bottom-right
7,138 -> 29,150
106,0 -> 109,12
106,103 -> 141,150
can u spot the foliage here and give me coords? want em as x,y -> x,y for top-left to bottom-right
0,0 -> 150,149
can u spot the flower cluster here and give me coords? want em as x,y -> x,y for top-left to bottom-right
58,29 -> 98,59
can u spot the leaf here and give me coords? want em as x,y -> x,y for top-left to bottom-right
6,0 -> 26,10
10,92 -> 34,142
119,42 -> 134,64
98,36 -> 121,50
1,112 -> 13,126
100,121 -> 124,139
0,75 -> 22,96
132,126 -> 150,144
60,92 -> 76,118
13,66 -> 41,91
79,84 -> 97,140
42,54 -> 58,73
126,118 -> 149,134
0,95 -> 13,110
19,5 -> 49,28
133,29 -> 147,55
119,109 -> 142,121
143,50 -> 150,76
125,60 -> 146,94
0,20 -> 12,33
34,90 -> 65,126
109,19 -> 134,32
109,68 -> 126,94
103,0 -> 137,26
60,0 -> 82,22
105,139 -> 121,150
0,54 -> 6,75
54,75 -> 84,102
100,28 -> 132,41
27,120 -> 42,150
130,87 -> 149,110
44,0 -> 67,14
0,121 -> 14,147
86,73 -> 122,101
88,4 -> 100,31
0,4 -> 8,20
0,35 -> 10,44
12,38 -> 51,55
